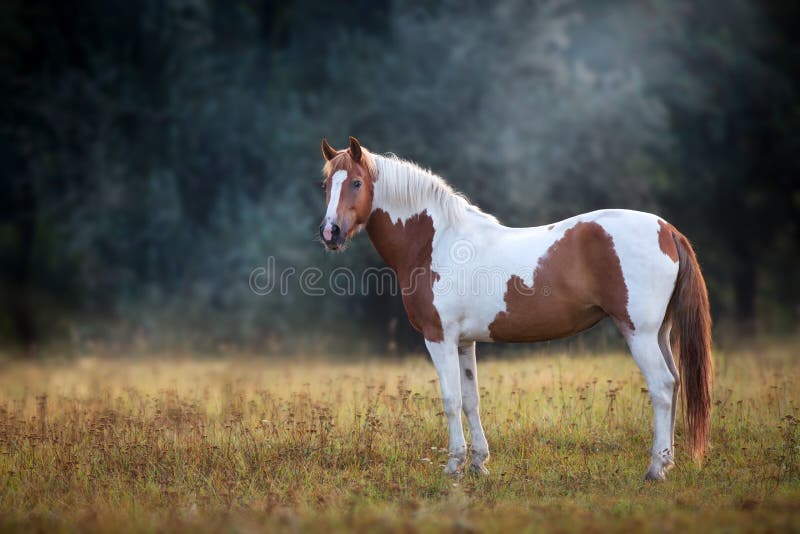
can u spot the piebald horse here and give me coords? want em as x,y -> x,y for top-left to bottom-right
318,136 -> 712,481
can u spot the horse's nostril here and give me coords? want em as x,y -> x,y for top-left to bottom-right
320,223 -> 341,244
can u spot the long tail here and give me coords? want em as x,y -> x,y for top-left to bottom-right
669,230 -> 713,460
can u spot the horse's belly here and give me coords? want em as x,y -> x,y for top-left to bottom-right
486,298 -> 606,342
444,288 -> 606,343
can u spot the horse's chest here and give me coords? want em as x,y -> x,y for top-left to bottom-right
367,210 -> 445,342
398,270 -> 442,338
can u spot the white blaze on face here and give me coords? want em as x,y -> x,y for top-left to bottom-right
323,170 -> 348,241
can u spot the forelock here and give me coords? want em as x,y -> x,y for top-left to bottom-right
322,148 -> 377,179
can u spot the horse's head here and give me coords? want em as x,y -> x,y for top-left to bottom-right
318,136 -> 375,251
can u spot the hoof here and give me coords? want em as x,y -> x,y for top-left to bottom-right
644,466 -> 667,482
444,455 -> 466,477
469,462 -> 490,476
645,450 -> 674,482
444,466 -> 463,478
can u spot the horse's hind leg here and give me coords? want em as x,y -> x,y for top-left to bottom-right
658,321 -> 679,462
625,327 -> 677,481
458,342 -> 490,474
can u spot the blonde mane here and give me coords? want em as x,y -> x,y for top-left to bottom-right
321,146 -> 496,227
370,152 -> 497,227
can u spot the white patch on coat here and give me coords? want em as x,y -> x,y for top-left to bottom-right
593,210 -> 680,333
325,170 -> 348,222
430,217 -> 572,341
322,170 -> 348,240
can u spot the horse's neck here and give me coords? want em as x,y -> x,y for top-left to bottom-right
365,155 -> 488,273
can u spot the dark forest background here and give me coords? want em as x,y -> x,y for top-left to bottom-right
1,0 -> 798,356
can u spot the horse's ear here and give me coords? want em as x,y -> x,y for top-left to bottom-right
348,136 -> 363,162
321,138 -> 338,161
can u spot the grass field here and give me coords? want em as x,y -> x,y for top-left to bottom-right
0,346 -> 798,532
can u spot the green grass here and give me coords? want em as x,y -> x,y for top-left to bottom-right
0,346 -> 798,532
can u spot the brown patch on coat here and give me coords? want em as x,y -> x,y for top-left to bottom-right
489,222 -> 634,342
657,220 -> 679,262
366,209 -> 444,342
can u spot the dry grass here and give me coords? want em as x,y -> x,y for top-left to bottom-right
0,346 -> 798,532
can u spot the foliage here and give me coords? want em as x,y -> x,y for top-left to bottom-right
1,0 -> 798,352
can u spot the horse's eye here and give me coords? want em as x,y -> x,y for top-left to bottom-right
353,180 -> 362,189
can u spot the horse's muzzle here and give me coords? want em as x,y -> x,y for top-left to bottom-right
320,222 -> 344,250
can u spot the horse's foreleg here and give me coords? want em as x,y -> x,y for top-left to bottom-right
426,339 -> 467,475
458,341 -> 490,474
627,330 -> 678,481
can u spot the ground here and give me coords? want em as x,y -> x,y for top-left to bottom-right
0,345 -> 798,532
